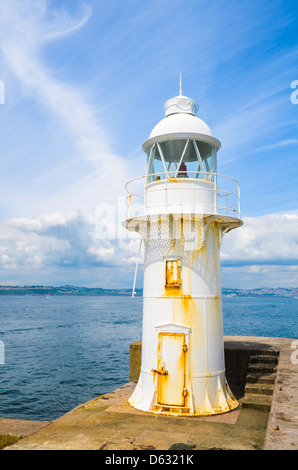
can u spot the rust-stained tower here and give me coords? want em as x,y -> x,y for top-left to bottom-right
123,85 -> 242,415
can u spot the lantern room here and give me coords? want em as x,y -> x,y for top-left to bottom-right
143,93 -> 221,185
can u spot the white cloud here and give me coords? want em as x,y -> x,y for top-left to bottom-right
0,208 -> 297,287
0,211 -> 139,274
221,212 -> 298,265
221,264 -> 298,289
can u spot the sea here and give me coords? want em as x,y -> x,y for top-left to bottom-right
0,295 -> 297,422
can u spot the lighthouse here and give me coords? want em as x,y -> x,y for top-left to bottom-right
124,84 -> 242,416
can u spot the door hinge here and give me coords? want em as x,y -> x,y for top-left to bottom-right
182,343 -> 188,352
182,388 -> 189,397
151,368 -> 168,376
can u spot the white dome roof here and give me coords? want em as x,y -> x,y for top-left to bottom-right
149,112 -> 213,139
143,94 -> 221,152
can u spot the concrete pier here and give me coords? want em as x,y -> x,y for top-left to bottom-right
1,336 -> 297,451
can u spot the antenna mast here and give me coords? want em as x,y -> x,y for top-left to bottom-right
179,72 -> 182,96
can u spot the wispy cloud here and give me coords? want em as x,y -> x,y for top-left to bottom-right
213,44 -> 298,160
251,139 -> 298,153
0,0 -> 127,210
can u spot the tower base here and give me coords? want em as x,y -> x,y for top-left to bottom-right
128,369 -> 238,417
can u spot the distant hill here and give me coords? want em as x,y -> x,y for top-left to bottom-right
0,285 -> 142,296
222,287 -> 298,298
0,285 -> 297,298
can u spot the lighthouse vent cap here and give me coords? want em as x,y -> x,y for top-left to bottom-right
164,95 -> 199,117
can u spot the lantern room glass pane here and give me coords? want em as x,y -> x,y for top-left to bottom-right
147,144 -> 167,183
194,141 -> 217,180
159,139 -> 196,164
146,140 -> 217,182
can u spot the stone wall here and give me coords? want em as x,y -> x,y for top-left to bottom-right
129,337 -> 281,396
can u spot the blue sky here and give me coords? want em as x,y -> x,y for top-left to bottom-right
0,0 -> 297,289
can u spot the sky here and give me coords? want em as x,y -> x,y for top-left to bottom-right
0,0 -> 297,289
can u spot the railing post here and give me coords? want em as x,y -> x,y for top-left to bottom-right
214,173 -> 217,214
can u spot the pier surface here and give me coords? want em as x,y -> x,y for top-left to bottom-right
1,336 -> 297,451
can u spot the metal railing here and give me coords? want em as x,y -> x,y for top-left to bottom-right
125,171 -> 241,219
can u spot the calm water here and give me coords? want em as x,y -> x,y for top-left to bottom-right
0,295 -> 297,421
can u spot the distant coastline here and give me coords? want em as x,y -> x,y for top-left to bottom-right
0,285 -> 297,298
0,285 -> 142,297
222,287 -> 298,298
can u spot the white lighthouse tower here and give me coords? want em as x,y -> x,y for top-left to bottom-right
124,84 -> 242,416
